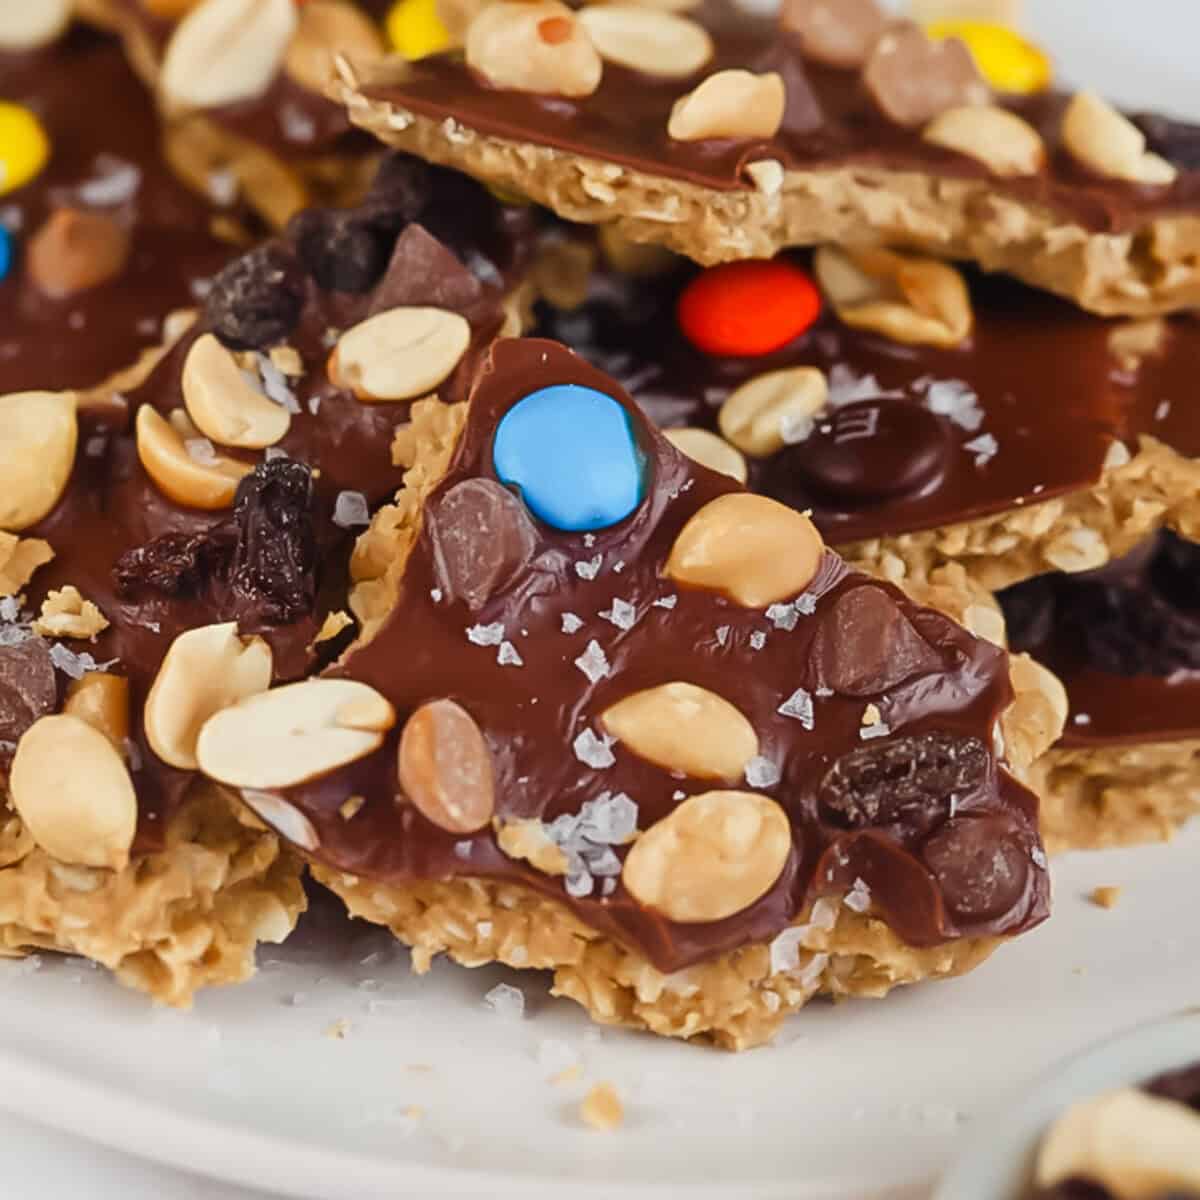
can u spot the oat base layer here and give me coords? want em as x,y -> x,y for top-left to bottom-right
316,867 -> 1000,1049
0,785 -> 305,1005
337,65 -> 1200,318
844,436 -> 1200,592
1033,738 -> 1200,854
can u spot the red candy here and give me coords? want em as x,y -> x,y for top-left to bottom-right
677,260 -> 822,357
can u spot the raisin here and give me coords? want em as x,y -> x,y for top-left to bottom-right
114,528 -> 234,600
922,815 -> 1030,920
289,208 -> 390,294
360,153 -> 432,233
818,732 -> 990,831
996,574 -> 1057,654
1151,531 -> 1200,611
230,459 -> 317,625
1134,113 -> 1200,169
1074,579 -> 1200,676
204,245 -> 306,351
0,636 -> 57,744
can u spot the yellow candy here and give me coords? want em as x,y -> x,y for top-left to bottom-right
385,0 -> 453,60
926,19 -> 1052,95
0,103 -> 50,197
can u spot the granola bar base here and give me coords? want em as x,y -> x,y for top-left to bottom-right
0,784 -> 306,1006
842,436 -> 1200,593
1033,738 -> 1200,854
314,867 -> 1001,1049
335,64 -> 1200,318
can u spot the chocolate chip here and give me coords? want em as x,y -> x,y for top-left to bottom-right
779,0 -> 888,69
812,584 -> 944,696
0,637 -> 58,744
1134,113 -> 1200,170
367,224 -> 490,323
361,153 -> 433,233
750,42 -> 824,136
114,528 -> 235,600
863,24 -> 989,128
204,245 -> 306,351
922,815 -> 1030,920
427,479 -> 538,612
230,459 -> 317,625
782,399 -> 951,503
818,732 -> 990,832
289,209 -> 390,294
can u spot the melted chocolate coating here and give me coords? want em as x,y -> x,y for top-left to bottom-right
364,1 -> 1200,232
1000,534 -> 1200,748
3,159 -> 533,855
534,254 -> 1200,545
0,27 -> 238,394
284,338 -> 1048,973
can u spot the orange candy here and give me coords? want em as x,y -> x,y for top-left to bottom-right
677,260 -> 822,357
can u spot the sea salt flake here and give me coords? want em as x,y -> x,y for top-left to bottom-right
745,756 -> 781,788
749,631 -> 767,651
653,594 -> 678,610
561,612 -> 584,634
715,625 -> 731,647
860,721 -> 891,741
497,641 -> 524,667
467,622 -> 505,647
49,645 -> 116,680
583,533 -> 596,548
0,596 -> 20,623
844,878 -> 872,913
574,555 -> 602,580
77,155 -> 141,206
794,593 -> 817,615
264,446 -> 288,462
1031,847 -> 1048,869
769,927 -> 805,974
430,588 -> 443,603
766,602 -> 800,631
1155,400 -> 1171,421
600,598 -> 637,631
925,379 -> 984,431
255,353 -> 301,412
333,490 -> 370,529
964,433 -> 999,466
574,640 -> 610,683
778,687 -> 814,729
798,952 -> 829,990
453,841 -> 473,860
573,728 -> 615,769
484,983 -> 525,1020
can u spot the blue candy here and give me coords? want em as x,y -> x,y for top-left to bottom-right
0,227 -> 11,282
492,384 -> 646,533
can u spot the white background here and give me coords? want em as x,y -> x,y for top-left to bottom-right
8,3 -> 1199,1197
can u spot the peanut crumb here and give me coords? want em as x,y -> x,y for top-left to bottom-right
269,345 -> 305,376
862,703 -> 882,727
1108,318 -> 1166,371
495,817 -> 569,876
339,795 -> 366,821
314,610 -> 354,645
1089,886 -> 1122,909
33,585 -> 109,640
550,1064 -> 583,1086
324,1018 -> 351,1040
580,1082 -> 623,1131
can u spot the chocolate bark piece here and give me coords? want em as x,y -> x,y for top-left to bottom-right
334,1 -> 1200,316
0,155 -> 532,1003
534,249 -> 1200,595
0,25 -> 239,397
98,0 -> 395,228
1005,533 -> 1200,852
201,337 -> 1057,1047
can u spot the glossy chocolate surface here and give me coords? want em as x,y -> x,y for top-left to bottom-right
1001,534 -> 1200,748
0,26 -> 237,393
2,159 -> 532,853
115,0 -> 393,158
284,337 -> 1049,972
535,253 -> 1200,545
363,1 -> 1200,232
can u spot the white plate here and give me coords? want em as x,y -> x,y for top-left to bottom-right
1,827 -> 1198,1200
8,5 -> 1200,1197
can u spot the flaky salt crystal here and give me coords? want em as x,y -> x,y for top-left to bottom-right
653,594 -> 678,610
769,927 -> 805,974
600,598 -> 637,631
574,640 -> 610,683
750,632 -> 767,651
256,353 -> 301,413
467,622 -> 505,647
766,603 -> 800,631
745,756 -> 781,788
484,982 -> 525,1019
965,433 -> 999,466
561,612 -> 584,634
497,641 -> 523,667
572,728 -> 615,769
333,491 -> 370,529
574,555 -> 602,580
778,688 -> 814,729
844,878 -> 872,913
715,625 -> 731,647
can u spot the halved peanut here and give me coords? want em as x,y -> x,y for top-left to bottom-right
329,307 -> 471,403
0,533 -> 54,596
63,674 -> 131,751
718,367 -> 828,458
668,70 -> 785,141
601,682 -> 758,781
183,334 -> 291,449
145,623 -> 273,770
576,5 -> 712,79
398,699 -> 495,834
665,493 -> 825,608
162,0 -> 298,111
136,405 -> 253,510
284,1 -> 385,94
0,392 -> 78,532
814,245 -> 973,349
0,0 -> 70,48
10,714 -> 138,870
1061,91 -> 1178,185
663,428 -> 747,483
465,2 -> 603,97
923,105 -> 1044,177
240,789 -> 320,851
622,790 -> 791,922
196,678 -> 396,790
